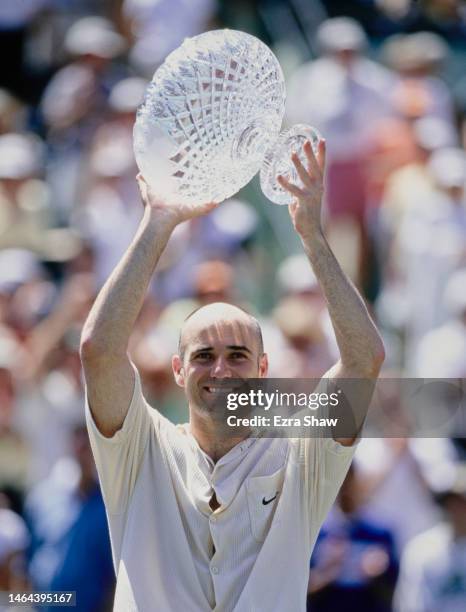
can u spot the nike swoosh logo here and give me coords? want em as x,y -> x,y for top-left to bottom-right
262,493 -> 278,505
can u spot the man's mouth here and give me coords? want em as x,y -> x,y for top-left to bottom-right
201,379 -> 250,396
203,386 -> 234,394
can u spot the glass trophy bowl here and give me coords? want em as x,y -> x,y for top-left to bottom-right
133,29 -> 321,206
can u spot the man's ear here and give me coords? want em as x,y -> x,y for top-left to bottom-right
172,354 -> 185,387
259,353 -> 268,378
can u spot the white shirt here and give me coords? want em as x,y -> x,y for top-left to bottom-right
355,438 -> 446,553
395,524 -> 466,612
86,367 -> 356,611
414,320 -> 466,378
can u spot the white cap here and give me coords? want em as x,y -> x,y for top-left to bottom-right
64,17 -> 126,59
90,129 -> 135,177
0,249 -> 40,292
277,255 -> 319,294
0,509 -> 29,562
382,31 -> 448,72
429,462 -> 466,498
211,199 -> 258,241
413,117 -> 457,152
408,32 -> 449,66
428,148 -> 466,188
40,64 -> 94,129
317,17 -> 367,54
109,77 -> 148,113
0,133 -> 43,179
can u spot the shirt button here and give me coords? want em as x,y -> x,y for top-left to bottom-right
210,515 -> 216,523
211,566 -> 219,575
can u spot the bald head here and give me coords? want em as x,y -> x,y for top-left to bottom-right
178,302 -> 264,360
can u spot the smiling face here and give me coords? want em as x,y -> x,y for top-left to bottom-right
172,303 -> 268,416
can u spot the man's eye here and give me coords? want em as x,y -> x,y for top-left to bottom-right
230,352 -> 247,360
195,352 -> 213,360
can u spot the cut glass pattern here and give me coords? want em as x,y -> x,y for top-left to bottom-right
134,29 -> 321,205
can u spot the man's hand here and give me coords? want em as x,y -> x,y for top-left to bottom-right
277,139 -> 326,241
137,174 -> 218,228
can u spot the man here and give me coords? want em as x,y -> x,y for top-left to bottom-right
80,140 -> 385,611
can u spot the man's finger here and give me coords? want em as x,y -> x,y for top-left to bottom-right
304,140 -> 321,178
277,175 -> 306,198
291,153 -> 313,189
317,139 -> 326,173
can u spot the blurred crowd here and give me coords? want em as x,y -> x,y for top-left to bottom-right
0,1 -> 466,610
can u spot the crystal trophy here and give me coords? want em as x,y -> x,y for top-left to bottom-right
133,29 -> 321,206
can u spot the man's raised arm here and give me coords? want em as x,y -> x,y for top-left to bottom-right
278,140 -> 385,444
80,177 -> 217,437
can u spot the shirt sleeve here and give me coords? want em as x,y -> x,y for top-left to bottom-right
289,378 -> 358,545
301,435 -> 357,547
85,363 -> 155,515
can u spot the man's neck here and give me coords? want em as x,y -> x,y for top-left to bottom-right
189,410 -> 249,463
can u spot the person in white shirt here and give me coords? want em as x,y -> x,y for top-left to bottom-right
80,139 -> 385,611
395,463 -> 466,612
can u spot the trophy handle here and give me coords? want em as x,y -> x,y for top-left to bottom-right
259,124 -> 322,205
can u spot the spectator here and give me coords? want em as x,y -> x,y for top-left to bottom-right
375,116 -> 458,329
395,462 -> 466,612
398,147 -> 466,368
0,504 -> 30,597
121,0 -> 217,76
40,16 -> 127,219
0,133 -> 81,260
269,295 -> 335,378
382,32 -> 455,124
286,17 -> 397,286
354,437 -> 455,553
308,465 -> 398,612
414,267 -> 466,377
25,425 -> 114,612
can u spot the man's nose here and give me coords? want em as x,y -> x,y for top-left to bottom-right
210,357 -> 232,378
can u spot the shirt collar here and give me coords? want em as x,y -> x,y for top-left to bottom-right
184,424 -> 257,469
